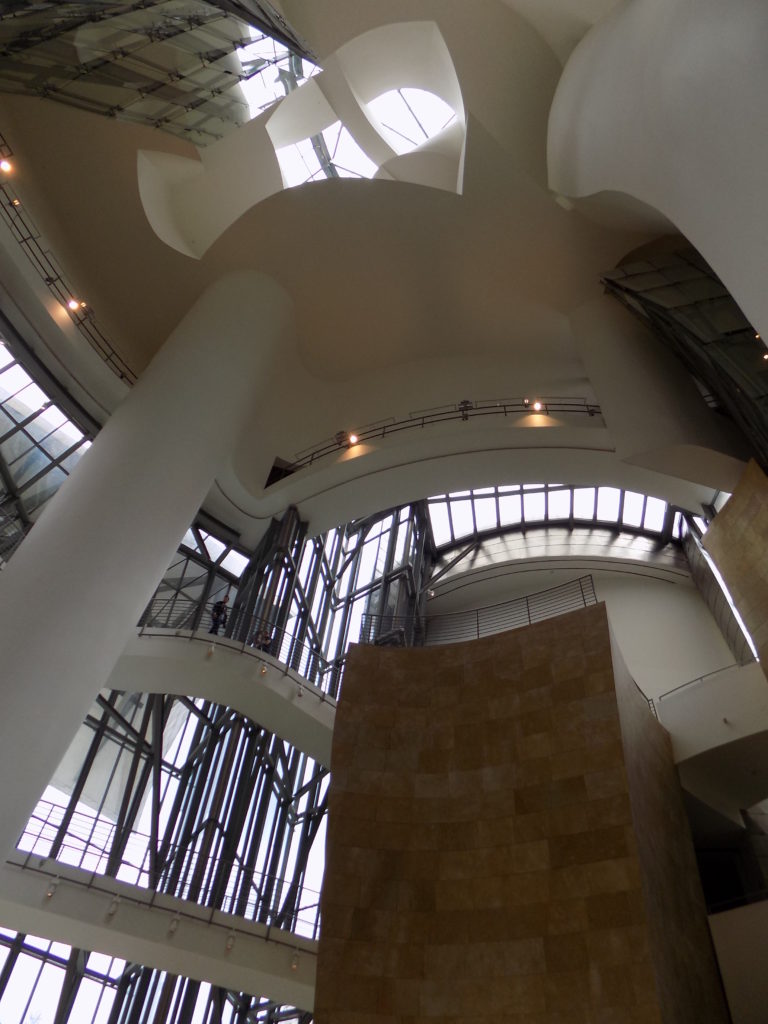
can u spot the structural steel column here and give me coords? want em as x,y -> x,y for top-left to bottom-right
0,270 -> 291,857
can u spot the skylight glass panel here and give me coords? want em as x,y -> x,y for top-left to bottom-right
429,502 -> 452,546
498,485 -> 521,493
12,381 -> 47,416
573,487 -> 596,520
200,533 -> 226,561
523,483 -> 544,490
499,493 -> 522,526
622,491 -> 645,528
237,30 -> 319,119
220,550 -> 249,578
523,491 -> 546,522
596,487 -> 621,521
368,88 -> 457,156
644,497 -> 667,532
0,363 -> 33,401
450,498 -> 474,539
548,489 -> 571,519
473,496 -> 497,532
0,345 -> 13,371
276,121 -> 377,188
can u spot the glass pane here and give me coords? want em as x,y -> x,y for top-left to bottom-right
473,497 -> 497,532
547,489 -> 571,519
523,491 -> 545,521
450,499 -> 474,539
596,486 -> 621,521
622,491 -> 645,528
498,494 -> 522,525
644,497 -> 667,532
220,550 -> 249,577
573,487 -> 595,520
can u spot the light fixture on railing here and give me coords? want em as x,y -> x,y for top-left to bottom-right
291,951 -> 299,972
225,931 -> 235,953
296,683 -> 303,699
260,663 -> 268,676
0,159 -> 12,173
107,895 -> 120,917
67,299 -> 87,312
207,643 -> 215,658
45,877 -> 59,899
168,914 -> 180,935
532,400 -> 543,412
335,430 -> 358,448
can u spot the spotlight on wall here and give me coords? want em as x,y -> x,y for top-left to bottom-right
225,932 -> 235,953
291,952 -> 299,972
168,914 -> 180,935
260,664 -> 268,676
532,400 -> 543,412
0,159 -> 12,173
10,198 -> 19,207
523,398 -> 530,407
46,878 -> 59,899
67,299 -> 86,312
335,430 -> 358,448
107,896 -> 120,917
763,353 -> 768,361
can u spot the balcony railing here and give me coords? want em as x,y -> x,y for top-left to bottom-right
360,575 -> 598,647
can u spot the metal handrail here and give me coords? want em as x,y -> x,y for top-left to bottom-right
361,575 -> 598,647
0,131 -> 137,384
19,799 -> 322,940
139,597 -> 346,699
284,396 -> 602,474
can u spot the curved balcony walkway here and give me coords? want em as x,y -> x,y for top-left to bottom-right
111,627 -> 336,766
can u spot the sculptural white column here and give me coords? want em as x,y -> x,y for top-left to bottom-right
0,270 -> 291,855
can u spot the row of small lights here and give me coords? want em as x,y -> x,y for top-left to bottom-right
333,399 -> 547,450
0,158 -> 88,316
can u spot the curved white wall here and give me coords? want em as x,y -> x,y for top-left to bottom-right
548,0 -> 768,341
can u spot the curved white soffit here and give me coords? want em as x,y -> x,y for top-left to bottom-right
547,0 -> 768,340
137,20 -> 466,258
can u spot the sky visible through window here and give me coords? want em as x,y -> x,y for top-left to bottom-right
367,88 -> 457,154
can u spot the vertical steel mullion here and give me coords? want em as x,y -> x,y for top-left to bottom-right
0,932 -> 26,1000
51,947 -> 87,1024
105,697 -> 155,877
149,695 -> 164,888
48,692 -> 119,859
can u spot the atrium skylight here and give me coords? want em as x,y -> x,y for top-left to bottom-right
237,29 -> 319,119
367,88 -> 457,155
0,339 -> 92,550
428,484 -> 672,548
275,121 -> 378,188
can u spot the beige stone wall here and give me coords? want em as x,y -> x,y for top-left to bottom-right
703,459 -> 768,667
315,604 -> 728,1023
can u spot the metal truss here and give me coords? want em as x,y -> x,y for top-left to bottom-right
0,928 -> 312,1023
0,1 -> 313,146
